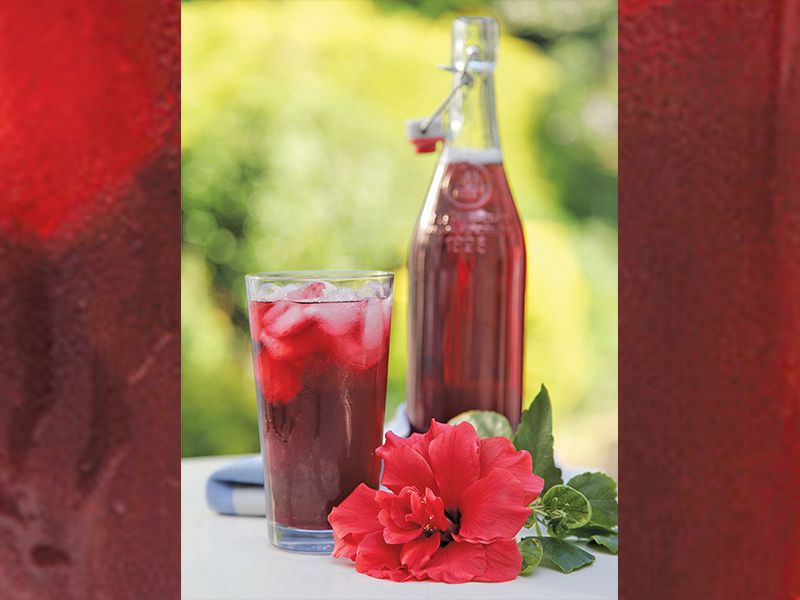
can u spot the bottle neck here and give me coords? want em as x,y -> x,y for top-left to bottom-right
446,69 -> 500,154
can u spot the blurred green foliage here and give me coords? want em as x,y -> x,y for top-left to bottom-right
182,0 -> 617,473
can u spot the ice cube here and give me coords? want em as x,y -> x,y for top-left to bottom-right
357,280 -> 386,299
361,297 -> 386,352
314,301 -> 361,336
324,287 -> 358,302
260,329 -> 316,361
256,351 -> 301,404
382,298 -> 393,335
252,283 -> 286,302
286,281 -> 333,302
263,301 -> 315,337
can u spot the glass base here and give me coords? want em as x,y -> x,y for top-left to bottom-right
269,522 -> 334,554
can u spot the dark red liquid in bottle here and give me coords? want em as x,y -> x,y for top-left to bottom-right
408,154 -> 526,431
248,293 -> 390,529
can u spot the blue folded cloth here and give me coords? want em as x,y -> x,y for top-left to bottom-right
206,403 -> 411,516
206,455 -> 266,516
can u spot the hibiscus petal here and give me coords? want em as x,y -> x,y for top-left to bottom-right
328,484 -> 382,560
382,420 -> 446,465
457,468 -> 531,543
355,531 -> 413,581
399,532 -> 440,570
475,539 -> 522,582
427,422 -> 480,508
376,488 -> 414,526
416,541 -> 486,583
379,515 -> 424,545
418,419 -> 444,449
407,490 -> 430,527
383,430 -> 424,449
424,488 -> 451,532
377,444 -> 435,495
383,527 -> 424,545
478,437 -> 545,504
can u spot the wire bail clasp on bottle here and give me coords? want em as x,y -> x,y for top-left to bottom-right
405,45 -> 480,154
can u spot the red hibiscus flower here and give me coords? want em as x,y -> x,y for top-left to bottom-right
328,420 -> 544,583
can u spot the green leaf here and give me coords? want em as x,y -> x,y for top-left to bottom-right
588,533 -> 618,554
518,537 -> 543,575
447,410 -> 514,439
542,485 -> 592,537
513,384 -> 563,491
567,472 -> 618,529
569,524 -> 617,538
538,537 -> 596,573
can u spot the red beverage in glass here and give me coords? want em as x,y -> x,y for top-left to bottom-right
408,151 -> 525,431
246,273 -> 393,553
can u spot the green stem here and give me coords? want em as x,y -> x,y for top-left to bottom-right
534,517 -> 543,538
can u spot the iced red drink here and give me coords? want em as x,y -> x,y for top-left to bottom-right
245,272 -> 393,553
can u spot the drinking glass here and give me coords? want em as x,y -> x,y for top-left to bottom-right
245,270 -> 394,553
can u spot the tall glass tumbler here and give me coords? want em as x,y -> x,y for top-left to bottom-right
245,271 -> 394,553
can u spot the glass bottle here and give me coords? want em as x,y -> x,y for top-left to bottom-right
407,17 -> 526,431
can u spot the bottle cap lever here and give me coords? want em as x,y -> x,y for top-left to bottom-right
405,49 -> 478,154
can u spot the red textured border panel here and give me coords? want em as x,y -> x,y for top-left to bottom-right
0,1 -> 179,597
620,1 -> 800,598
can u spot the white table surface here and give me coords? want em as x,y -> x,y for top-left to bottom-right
182,456 -> 618,600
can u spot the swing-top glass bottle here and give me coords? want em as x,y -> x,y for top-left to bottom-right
407,17 -> 526,432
